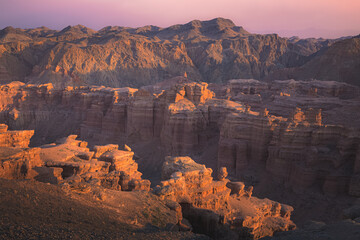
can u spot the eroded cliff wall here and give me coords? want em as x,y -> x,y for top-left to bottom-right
0,79 -> 359,196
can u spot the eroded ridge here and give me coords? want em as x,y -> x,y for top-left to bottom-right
0,79 -> 359,197
155,156 -> 295,239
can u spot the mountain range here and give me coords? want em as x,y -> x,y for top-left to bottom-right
0,17 -> 359,88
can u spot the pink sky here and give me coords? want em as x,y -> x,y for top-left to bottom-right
1,0 -> 359,38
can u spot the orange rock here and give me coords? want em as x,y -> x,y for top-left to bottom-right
156,156 -> 229,210
0,147 -> 42,179
155,155 -> 296,239
0,124 -> 34,148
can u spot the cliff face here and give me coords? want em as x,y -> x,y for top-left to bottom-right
1,18 -> 356,88
38,135 -> 150,191
0,124 -> 150,191
0,79 -> 359,198
154,156 -> 295,239
217,107 -> 358,196
0,124 -> 42,179
0,125 -> 296,239
0,123 -> 34,148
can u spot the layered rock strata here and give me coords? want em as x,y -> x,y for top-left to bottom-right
39,135 -> 151,191
0,125 -> 150,191
0,124 -> 42,178
157,156 -> 231,210
154,156 -> 295,239
0,123 -> 34,148
0,79 -> 359,196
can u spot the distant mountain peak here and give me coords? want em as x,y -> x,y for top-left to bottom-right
0,26 -> 23,35
59,25 -> 96,35
207,17 -> 236,27
184,18 -> 237,29
1,26 -> 15,32
204,18 -> 248,35
0,26 -> 30,40
186,20 -> 202,28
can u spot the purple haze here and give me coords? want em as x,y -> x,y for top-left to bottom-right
1,0 -> 359,38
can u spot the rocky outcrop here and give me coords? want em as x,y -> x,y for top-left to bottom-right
0,147 -> 42,179
161,99 -> 207,154
0,124 -> 42,178
156,156 -> 230,210
39,135 -> 150,191
1,78 -> 359,238
218,105 -> 359,196
0,123 -> 34,148
0,126 -> 150,191
0,79 -> 359,198
217,80 -> 360,196
218,110 -> 284,175
266,117 -> 355,195
159,82 -> 214,154
154,156 -> 295,239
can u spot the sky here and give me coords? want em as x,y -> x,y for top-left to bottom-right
0,0 -> 359,38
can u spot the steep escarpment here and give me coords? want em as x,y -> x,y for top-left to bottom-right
1,18 -> 355,88
0,124 -> 297,239
154,156 -> 295,239
0,79 -> 359,231
1,79 -> 359,193
0,125 -> 41,179
0,124 -> 150,191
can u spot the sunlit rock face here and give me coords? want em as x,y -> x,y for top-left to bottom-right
154,156 -> 296,239
0,78 -> 359,197
3,18 -> 358,89
0,128 -> 150,191
0,124 -> 42,178
217,110 -> 281,174
0,77 -> 359,239
0,124 -> 295,239
217,79 -> 360,197
0,124 -> 34,148
38,135 -> 151,191
157,156 -> 230,210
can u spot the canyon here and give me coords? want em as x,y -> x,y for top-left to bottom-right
0,76 -> 359,239
0,121 -> 295,239
1,78 -> 359,197
0,17 -> 360,240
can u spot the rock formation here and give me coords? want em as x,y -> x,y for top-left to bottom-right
0,78 -> 359,198
0,126 -> 297,239
0,77 -> 359,238
0,124 -> 42,179
1,18 -> 357,88
0,125 -> 150,191
1,17 -> 359,240
38,135 -> 151,191
0,123 -> 34,148
156,156 -> 230,210
154,156 -> 295,239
